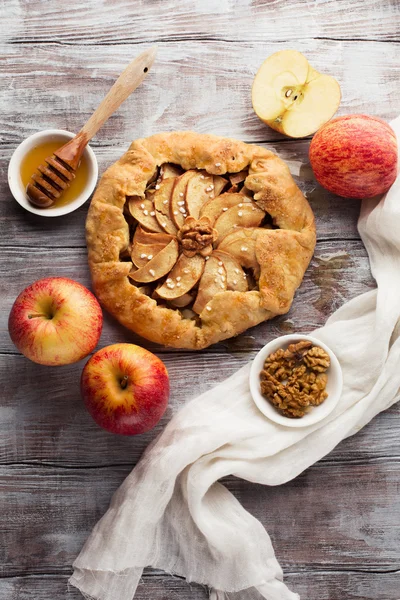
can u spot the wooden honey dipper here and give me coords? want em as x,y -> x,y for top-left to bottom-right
27,47 -> 157,208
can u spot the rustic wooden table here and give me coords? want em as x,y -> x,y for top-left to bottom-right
1,1 -> 400,599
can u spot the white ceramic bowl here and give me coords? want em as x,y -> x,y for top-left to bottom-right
249,334 -> 343,428
8,129 -> 98,217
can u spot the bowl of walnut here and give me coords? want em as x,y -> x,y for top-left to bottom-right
249,334 -> 343,427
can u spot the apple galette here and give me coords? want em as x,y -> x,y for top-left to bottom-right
86,132 -> 316,349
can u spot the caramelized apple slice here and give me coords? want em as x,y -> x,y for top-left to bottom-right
133,226 -> 173,246
128,196 -> 163,233
229,171 -> 247,186
156,254 -> 205,300
214,203 -> 265,241
169,292 -> 194,308
161,163 -> 182,179
213,175 -> 228,197
212,250 -> 248,292
131,241 -> 169,268
193,255 -> 227,314
152,179 -> 178,235
130,239 -> 179,283
171,171 -> 194,228
200,193 -> 251,225
240,186 -> 253,198
218,228 -> 259,270
185,171 -> 215,219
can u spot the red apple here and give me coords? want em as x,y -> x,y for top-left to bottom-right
309,114 -> 398,199
81,343 -> 169,435
8,277 -> 103,366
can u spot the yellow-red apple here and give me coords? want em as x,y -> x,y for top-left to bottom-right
8,277 -> 103,365
81,343 -> 169,435
309,115 -> 398,199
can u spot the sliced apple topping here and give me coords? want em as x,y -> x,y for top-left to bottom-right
212,250 -> 248,292
193,255 -> 227,314
171,171 -> 194,228
152,178 -> 178,235
214,203 -> 265,241
129,239 -> 179,283
131,240 -> 170,268
252,50 -> 341,138
128,196 -> 163,233
161,163 -> 182,179
230,171 -> 247,185
185,171 -> 215,218
200,192 -> 251,225
169,292 -> 195,308
218,228 -> 259,270
133,226 -> 173,247
126,162 -> 272,311
213,175 -> 228,196
240,186 -> 253,198
156,254 -> 205,300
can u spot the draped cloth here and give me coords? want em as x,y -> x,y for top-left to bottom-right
70,117 -> 400,600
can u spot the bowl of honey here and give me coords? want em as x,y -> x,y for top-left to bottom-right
8,129 -> 98,217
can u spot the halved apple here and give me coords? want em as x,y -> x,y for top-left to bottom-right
214,203 -> 265,241
218,228 -> 259,270
199,192 -> 251,225
193,255 -> 227,314
128,196 -> 163,233
212,250 -> 248,292
186,171 -> 215,218
156,254 -> 205,300
130,239 -> 179,283
171,171 -> 194,228
252,50 -> 341,138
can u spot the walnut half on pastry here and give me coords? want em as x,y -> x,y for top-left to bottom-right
86,132 -> 316,349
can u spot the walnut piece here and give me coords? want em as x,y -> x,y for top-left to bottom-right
259,341 -> 330,418
303,346 -> 330,372
176,216 -> 218,258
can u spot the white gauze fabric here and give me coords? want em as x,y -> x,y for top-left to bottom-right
70,117 -> 400,600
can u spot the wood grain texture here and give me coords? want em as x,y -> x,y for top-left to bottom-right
1,40 -> 399,147
3,0 -> 400,43
1,461 -> 399,577
3,571 -> 400,600
0,240 -> 373,355
0,353 -> 398,468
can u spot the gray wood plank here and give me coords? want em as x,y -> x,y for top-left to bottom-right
0,351 -> 398,468
0,460 -> 399,577
0,141 -> 361,249
2,570 -> 400,600
1,40 -> 398,148
3,0 -> 399,43
0,573 -> 208,600
0,239 -> 373,356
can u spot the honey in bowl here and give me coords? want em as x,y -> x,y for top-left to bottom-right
20,140 -> 89,208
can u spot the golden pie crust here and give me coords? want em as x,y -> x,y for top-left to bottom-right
86,132 -> 316,349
